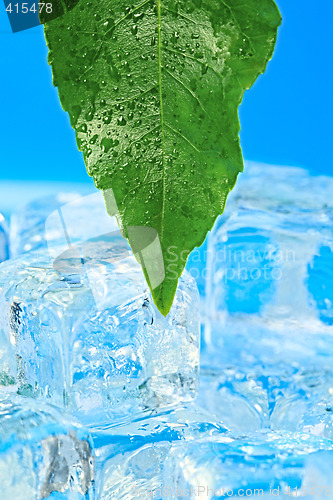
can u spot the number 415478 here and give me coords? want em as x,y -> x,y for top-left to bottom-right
6,3 -> 53,14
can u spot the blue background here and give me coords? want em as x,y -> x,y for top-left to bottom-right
0,0 -> 332,182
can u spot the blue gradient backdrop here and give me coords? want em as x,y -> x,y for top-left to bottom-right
1,0 -> 332,182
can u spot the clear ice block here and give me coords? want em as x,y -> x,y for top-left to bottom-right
0,394 -> 94,500
202,164 -> 333,431
93,404 -> 228,500
0,213 -> 9,263
10,192 -> 81,257
206,163 -> 333,341
11,190 -> 209,316
163,431 -> 333,499
0,241 -> 199,425
197,361 -> 333,433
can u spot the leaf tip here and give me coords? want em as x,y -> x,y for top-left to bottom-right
150,280 -> 179,318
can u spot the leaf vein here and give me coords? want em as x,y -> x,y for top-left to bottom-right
163,7 -> 197,25
220,0 -> 255,54
115,125 -> 161,163
163,67 -> 211,119
164,123 -> 201,153
163,46 -> 224,83
104,0 -> 152,38
107,85 -> 158,107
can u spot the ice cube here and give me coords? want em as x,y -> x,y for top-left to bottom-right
206,163 -> 333,346
270,372 -> 333,433
98,441 -> 169,500
10,192 -> 109,257
0,394 -> 94,500
197,368 -> 269,432
93,404 -> 228,500
201,164 -> 333,430
197,362 -> 333,433
0,213 -> 9,263
0,243 -> 200,425
11,192 -> 209,317
163,431 -> 333,499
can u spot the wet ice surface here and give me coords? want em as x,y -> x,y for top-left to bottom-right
94,404 -> 228,499
0,246 -> 199,425
197,329 -> 333,433
0,395 -> 94,499
3,164 -> 333,498
202,164 -> 333,435
163,431 -> 333,499
206,163 -> 333,330
95,419 -> 333,499
10,192 -> 82,257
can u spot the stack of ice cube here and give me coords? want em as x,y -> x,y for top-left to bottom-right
1,163 -> 333,498
201,163 -> 333,433
1,191 -> 200,425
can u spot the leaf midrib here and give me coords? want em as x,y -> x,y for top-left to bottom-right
157,0 -> 166,244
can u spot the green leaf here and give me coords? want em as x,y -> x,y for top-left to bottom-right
43,0 -> 281,316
